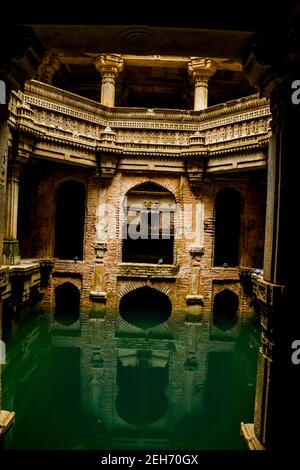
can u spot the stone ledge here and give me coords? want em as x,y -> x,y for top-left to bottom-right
118,262 -> 179,277
0,410 -> 15,438
186,294 -> 204,305
240,422 -> 265,450
90,290 -> 107,302
189,245 -> 204,257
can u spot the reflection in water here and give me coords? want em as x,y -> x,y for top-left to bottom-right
1,303 -> 260,450
116,355 -> 168,426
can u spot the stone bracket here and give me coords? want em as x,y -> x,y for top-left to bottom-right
95,152 -> 118,183
186,156 -> 207,191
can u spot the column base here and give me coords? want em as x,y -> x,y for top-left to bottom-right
241,422 -> 265,450
3,240 -> 20,265
0,410 -> 15,438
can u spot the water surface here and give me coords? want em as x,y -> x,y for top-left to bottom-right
1,306 -> 260,450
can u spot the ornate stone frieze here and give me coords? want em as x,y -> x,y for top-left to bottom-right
7,80 -> 270,169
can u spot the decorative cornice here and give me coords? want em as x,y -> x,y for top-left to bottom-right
8,80 -> 270,167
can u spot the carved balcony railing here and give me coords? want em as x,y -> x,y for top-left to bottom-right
8,80 -> 271,176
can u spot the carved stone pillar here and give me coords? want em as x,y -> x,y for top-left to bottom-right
3,161 -> 22,265
188,58 -> 216,110
241,22 -> 300,450
95,54 -> 124,107
0,119 -> 9,266
36,52 -> 61,84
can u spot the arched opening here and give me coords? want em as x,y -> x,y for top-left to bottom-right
54,282 -> 80,326
214,188 -> 241,267
54,180 -> 85,260
116,357 -> 168,426
119,287 -> 172,329
122,182 -> 175,264
213,289 -> 238,331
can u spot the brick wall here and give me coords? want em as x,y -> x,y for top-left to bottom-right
34,168 -> 265,317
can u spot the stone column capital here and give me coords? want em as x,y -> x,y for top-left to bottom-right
94,54 -> 124,77
188,57 -> 217,83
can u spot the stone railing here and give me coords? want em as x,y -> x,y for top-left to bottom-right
8,80 -> 271,162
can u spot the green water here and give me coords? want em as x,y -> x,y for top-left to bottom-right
1,305 -> 260,450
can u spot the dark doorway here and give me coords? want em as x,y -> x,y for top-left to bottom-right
122,182 -> 175,264
214,188 -> 241,267
119,286 -> 171,329
54,180 -> 85,260
54,282 -> 80,326
213,289 -> 238,331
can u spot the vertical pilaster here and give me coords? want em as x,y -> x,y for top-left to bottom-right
3,161 -> 22,265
